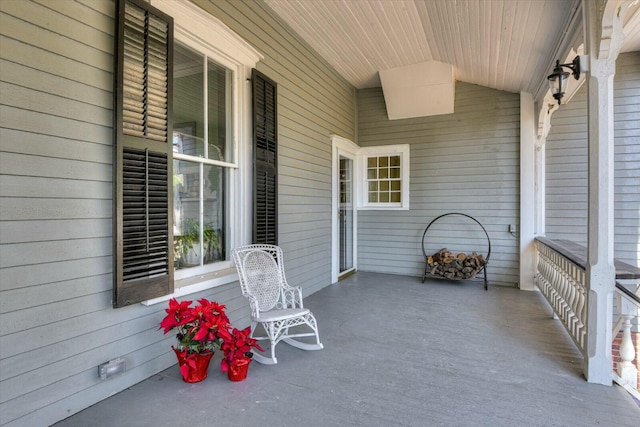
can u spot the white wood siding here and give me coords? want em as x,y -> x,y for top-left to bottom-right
357,83 -> 521,286
0,0 -> 355,425
545,51 -> 640,268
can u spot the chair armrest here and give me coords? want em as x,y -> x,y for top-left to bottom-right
282,286 -> 304,309
246,295 -> 261,318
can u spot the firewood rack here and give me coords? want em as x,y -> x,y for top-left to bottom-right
421,212 -> 491,290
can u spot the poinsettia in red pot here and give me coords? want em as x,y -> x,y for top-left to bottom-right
172,348 -> 214,383
160,298 -> 229,382
219,326 -> 263,381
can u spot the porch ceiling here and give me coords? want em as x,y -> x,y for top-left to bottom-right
265,0 -> 640,95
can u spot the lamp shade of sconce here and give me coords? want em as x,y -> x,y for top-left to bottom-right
547,56 -> 581,105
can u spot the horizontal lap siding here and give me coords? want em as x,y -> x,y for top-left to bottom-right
545,84 -> 588,244
614,52 -> 640,267
546,51 -> 640,267
0,1 -> 126,425
357,83 -> 520,286
0,0 -> 355,425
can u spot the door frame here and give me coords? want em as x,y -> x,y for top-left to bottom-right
331,135 -> 359,283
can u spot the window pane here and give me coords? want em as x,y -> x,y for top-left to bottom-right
172,43 -> 234,272
379,168 -> 389,179
379,192 -> 389,203
391,192 -> 401,203
174,43 -> 204,157
207,59 -> 231,162
380,156 -> 388,167
367,168 -> 377,180
390,167 -> 400,179
173,161 -> 226,268
391,180 -> 401,191
173,159 -> 202,269
203,164 -> 225,263
367,157 -> 377,168
390,155 -> 400,167
380,181 -> 389,191
368,192 -> 378,202
368,181 -> 378,192
340,157 -> 352,204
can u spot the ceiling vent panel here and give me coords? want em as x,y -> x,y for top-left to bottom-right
379,61 -> 455,120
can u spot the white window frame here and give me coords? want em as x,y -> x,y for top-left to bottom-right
143,0 -> 262,305
358,144 -> 410,210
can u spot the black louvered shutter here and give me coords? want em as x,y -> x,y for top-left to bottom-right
113,0 -> 173,307
252,69 -> 278,245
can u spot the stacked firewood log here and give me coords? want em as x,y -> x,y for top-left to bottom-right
426,248 -> 486,280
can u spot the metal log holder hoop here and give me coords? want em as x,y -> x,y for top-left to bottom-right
421,212 -> 491,290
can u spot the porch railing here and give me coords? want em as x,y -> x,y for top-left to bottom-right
535,238 -> 586,355
613,281 -> 639,395
535,237 -> 639,393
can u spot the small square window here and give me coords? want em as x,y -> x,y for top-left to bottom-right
359,145 -> 409,210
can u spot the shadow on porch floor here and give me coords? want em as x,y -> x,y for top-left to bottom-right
55,272 -> 639,426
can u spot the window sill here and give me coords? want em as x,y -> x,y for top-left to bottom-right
140,267 -> 238,306
358,204 -> 409,210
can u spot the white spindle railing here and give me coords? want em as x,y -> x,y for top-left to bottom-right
535,238 -> 640,396
612,282 -> 639,395
535,239 -> 587,355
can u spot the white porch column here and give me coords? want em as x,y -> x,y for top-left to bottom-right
584,52 -> 615,385
535,97 -> 559,239
534,140 -> 545,237
532,98 -> 558,298
582,0 -> 634,385
519,92 -> 536,291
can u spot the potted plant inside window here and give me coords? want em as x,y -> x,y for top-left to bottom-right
174,219 -> 221,267
202,224 -> 222,263
160,298 -> 229,382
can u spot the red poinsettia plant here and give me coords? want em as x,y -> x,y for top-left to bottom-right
160,298 -> 265,380
219,326 -> 264,373
160,297 -> 230,356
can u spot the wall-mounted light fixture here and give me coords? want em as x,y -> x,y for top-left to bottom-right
98,358 -> 125,380
547,56 -> 581,105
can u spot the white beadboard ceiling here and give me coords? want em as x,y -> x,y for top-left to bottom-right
265,0 -> 640,95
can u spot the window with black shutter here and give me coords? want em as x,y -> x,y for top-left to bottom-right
113,0 -> 173,307
252,69 -> 278,245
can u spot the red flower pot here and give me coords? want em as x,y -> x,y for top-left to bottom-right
228,357 -> 252,382
173,348 -> 214,383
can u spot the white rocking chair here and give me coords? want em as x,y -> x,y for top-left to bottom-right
231,244 -> 324,364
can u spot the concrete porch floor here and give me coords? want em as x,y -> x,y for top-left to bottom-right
54,272 -> 639,426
